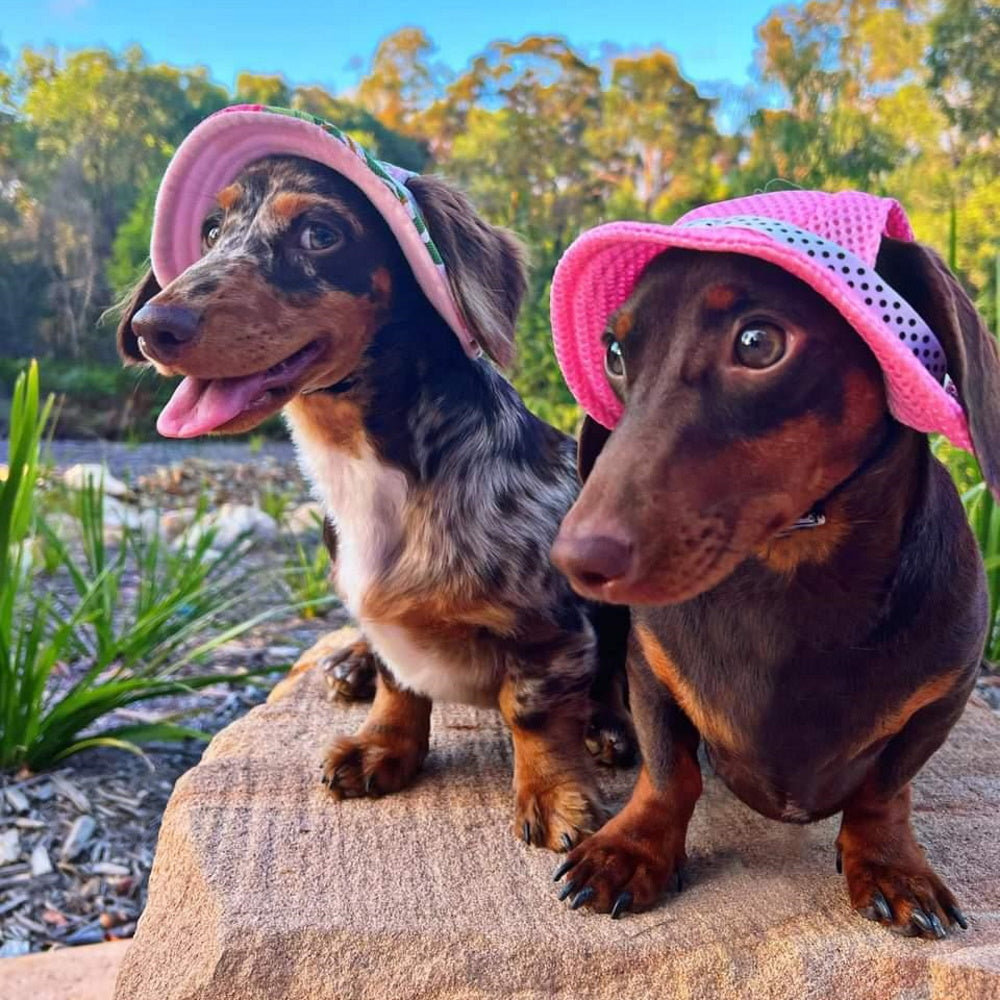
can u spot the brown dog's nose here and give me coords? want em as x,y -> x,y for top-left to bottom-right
551,531 -> 634,592
131,303 -> 201,362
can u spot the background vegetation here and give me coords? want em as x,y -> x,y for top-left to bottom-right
1,0 -> 997,434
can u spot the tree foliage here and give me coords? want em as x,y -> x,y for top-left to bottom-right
0,13 -> 996,429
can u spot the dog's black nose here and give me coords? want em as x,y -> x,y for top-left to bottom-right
551,532 -> 634,592
131,303 -> 202,362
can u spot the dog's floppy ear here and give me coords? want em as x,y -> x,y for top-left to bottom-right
116,269 -> 161,365
578,415 -> 612,484
876,237 -> 1000,493
405,175 -> 527,368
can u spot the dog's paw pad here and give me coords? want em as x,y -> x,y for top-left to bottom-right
552,827 -> 685,916
514,781 -> 607,852
321,733 -> 425,799
843,855 -> 965,939
320,642 -> 378,702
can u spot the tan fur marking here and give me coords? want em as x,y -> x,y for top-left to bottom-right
498,679 -> 605,848
635,624 -> 742,751
266,192 -> 362,234
285,393 -> 366,459
703,283 -> 740,311
362,586 -> 517,638
216,183 -> 243,212
613,310 -> 635,341
755,497 -> 851,574
851,673 -> 959,756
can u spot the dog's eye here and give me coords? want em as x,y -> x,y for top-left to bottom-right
299,223 -> 343,252
201,220 -> 222,249
605,340 -> 625,378
734,323 -> 786,369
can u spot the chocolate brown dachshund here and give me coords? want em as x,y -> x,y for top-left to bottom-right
550,242 -> 998,937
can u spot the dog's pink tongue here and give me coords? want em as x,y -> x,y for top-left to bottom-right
157,374 -> 267,438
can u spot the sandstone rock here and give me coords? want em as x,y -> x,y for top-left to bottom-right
0,940 -> 130,1000
115,630 -> 1000,1000
63,464 -> 131,499
175,503 -> 278,552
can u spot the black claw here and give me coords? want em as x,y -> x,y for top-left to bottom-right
910,909 -> 933,936
947,905 -> 969,930
675,869 -> 684,894
561,832 -> 574,851
836,850 -> 842,874
870,891 -> 892,923
928,913 -> 947,939
523,820 -> 532,845
364,774 -> 377,796
558,880 -> 577,902
570,887 -> 595,910
553,858 -> 577,882
610,891 -> 633,920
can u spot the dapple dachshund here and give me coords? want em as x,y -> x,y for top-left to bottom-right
117,136 -> 634,850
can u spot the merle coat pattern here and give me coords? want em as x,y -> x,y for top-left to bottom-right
117,156 -> 634,850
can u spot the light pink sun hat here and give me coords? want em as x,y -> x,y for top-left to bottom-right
149,103 -> 477,357
550,190 -> 972,452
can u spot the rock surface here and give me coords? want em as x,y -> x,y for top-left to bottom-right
114,629 -> 1000,1000
0,940 -> 130,1000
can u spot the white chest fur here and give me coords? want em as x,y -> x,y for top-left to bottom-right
286,412 -> 491,703
287,416 -> 408,619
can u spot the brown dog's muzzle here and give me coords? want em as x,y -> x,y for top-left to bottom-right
131,302 -> 202,364
551,530 -> 635,594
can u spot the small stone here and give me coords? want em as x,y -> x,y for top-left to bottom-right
51,773 -> 92,813
266,646 -> 301,662
3,785 -> 30,813
63,463 -> 131,498
90,861 -> 130,876
159,507 -> 198,542
0,827 -> 21,865
176,503 -> 279,552
59,815 -> 97,862
30,782 -> 54,802
29,842 -> 53,876
64,922 -> 105,946
0,892 -> 27,917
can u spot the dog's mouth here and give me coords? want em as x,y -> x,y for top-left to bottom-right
156,340 -> 325,438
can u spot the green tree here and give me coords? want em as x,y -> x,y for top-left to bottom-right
356,28 -> 445,137
929,0 -> 1000,148
593,50 -> 731,220
234,72 -> 290,107
436,36 -> 606,428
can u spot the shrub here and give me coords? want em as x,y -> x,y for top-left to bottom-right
0,362 -> 281,773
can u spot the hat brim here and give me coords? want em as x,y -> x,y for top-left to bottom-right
550,221 -> 971,450
150,106 -> 476,356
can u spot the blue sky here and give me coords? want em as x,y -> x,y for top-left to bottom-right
3,0 -> 775,96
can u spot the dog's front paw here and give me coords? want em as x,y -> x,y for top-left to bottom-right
320,639 -> 378,702
585,703 -> 637,768
553,820 -> 685,917
840,850 -> 967,939
322,731 -> 426,799
514,779 -> 607,852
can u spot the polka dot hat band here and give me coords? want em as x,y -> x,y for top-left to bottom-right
550,190 -> 972,452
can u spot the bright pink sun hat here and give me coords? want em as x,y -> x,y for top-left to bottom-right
149,104 -> 477,357
550,190 -> 972,452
